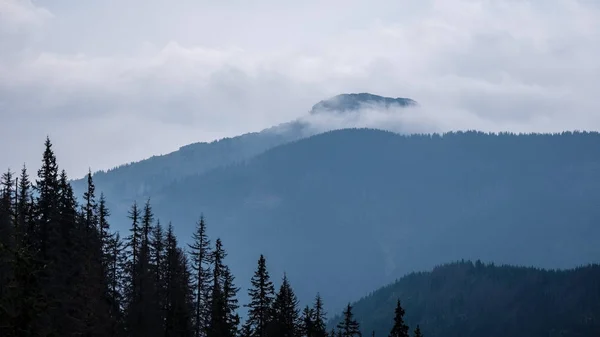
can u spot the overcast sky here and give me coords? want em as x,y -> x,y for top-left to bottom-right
1,0 -> 599,178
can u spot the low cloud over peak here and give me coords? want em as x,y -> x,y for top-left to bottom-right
1,0 -> 600,177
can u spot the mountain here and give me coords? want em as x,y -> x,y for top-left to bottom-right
139,128 -> 600,314
330,261 -> 600,337
71,93 -> 418,216
310,93 -> 417,115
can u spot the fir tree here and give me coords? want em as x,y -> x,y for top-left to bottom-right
16,164 -> 32,247
164,223 -> 194,337
312,293 -> 328,337
337,304 -> 361,337
0,171 -> 15,335
107,232 -> 127,336
188,215 -> 212,337
82,169 -> 98,232
222,262 -> 240,336
34,136 -> 60,260
243,254 -> 276,337
388,299 -> 409,337
151,219 -> 166,331
272,273 -> 300,337
208,238 -> 239,337
34,139 -> 66,335
299,306 -> 314,337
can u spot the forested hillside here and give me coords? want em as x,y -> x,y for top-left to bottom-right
331,261 -> 600,337
142,128 -> 600,314
2,139 -> 599,337
0,138 -> 332,337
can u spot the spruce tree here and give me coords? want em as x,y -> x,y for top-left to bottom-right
336,304 -> 361,337
388,299 -> 409,337
300,306 -> 315,337
135,199 -> 162,337
272,273 -> 300,337
164,223 -> 194,336
0,171 -> 15,335
8,165 -> 38,336
207,238 -> 239,337
127,201 -> 141,268
16,164 -> 32,247
107,232 -> 127,336
151,219 -> 166,331
34,139 -> 66,335
222,262 -> 240,336
34,137 -> 60,260
312,293 -> 328,337
243,254 -> 276,337
77,170 -> 113,336
82,169 -> 98,231
188,215 -> 212,337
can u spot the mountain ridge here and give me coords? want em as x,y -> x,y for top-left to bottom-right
144,128 -> 600,314
71,93 -> 417,216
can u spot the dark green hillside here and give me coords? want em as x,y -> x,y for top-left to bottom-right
331,261 -> 600,337
147,128 -> 600,314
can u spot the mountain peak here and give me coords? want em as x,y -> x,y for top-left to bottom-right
309,93 -> 417,115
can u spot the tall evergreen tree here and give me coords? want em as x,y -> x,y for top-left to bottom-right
243,254 -> 276,337
107,232 -> 127,336
151,219 -> 166,331
188,215 -> 212,337
272,273 -> 300,337
388,299 -> 409,337
222,265 -> 240,336
299,306 -> 314,337
312,294 -> 328,337
337,304 -> 361,337
207,238 -> 229,337
78,170 -> 113,336
164,223 -> 194,337
126,202 -> 141,268
132,199 -> 162,337
33,139 -> 67,335
206,238 -> 239,337
5,165 -> 38,336
34,136 -> 60,260
0,170 -> 15,336
82,169 -> 98,231
16,164 -> 32,247
98,193 -> 113,267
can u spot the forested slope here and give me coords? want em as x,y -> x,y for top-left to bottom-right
331,261 -> 600,337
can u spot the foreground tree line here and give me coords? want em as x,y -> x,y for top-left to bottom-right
0,138 -> 422,337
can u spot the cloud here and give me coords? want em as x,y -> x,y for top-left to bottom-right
0,0 -> 599,177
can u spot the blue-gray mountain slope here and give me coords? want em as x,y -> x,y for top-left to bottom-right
146,129 -> 600,314
71,93 -> 417,218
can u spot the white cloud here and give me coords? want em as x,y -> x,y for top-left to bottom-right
0,0 -> 599,177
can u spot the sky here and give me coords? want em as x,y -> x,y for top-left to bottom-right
1,0 -> 599,178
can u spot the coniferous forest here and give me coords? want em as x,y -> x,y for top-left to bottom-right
2,138 -> 600,337
0,139 -> 409,337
